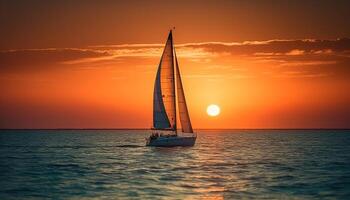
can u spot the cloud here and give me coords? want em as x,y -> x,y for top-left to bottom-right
86,38 -> 350,59
285,49 -> 305,56
275,70 -> 330,78
177,38 -> 349,54
312,49 -> 333,55
0,48 -> 109,72
279,60 -> 338,67
1,38 -> 349,78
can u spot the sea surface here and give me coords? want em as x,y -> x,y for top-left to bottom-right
0,129 -> 349,199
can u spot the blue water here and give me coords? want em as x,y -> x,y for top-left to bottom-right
0,130 -> 349,199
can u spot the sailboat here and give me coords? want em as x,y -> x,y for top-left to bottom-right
146,30 -> 196,147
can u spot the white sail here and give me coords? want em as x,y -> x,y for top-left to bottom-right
174,49 -> 193,133
153,31 -> 176,130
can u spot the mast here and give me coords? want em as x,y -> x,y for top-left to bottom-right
170,30 -> 177,134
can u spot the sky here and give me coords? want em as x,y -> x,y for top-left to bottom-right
1,0 -> 350,129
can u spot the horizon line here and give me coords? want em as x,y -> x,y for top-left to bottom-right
1,128 -> 349,131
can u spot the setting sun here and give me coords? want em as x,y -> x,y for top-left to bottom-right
207,104 -> 220,117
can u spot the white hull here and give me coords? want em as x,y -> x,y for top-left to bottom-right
146,135 -> 196,147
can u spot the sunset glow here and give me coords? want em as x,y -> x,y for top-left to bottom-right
1,1 -> 349,129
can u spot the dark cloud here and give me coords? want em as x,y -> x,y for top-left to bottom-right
0,48 -> 109,72
183,38 -> 350,55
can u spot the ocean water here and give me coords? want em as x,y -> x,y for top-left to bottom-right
0,130 -> 349,199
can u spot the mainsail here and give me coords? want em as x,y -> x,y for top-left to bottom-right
153,31 -> 176,130
174,49 -> 193,133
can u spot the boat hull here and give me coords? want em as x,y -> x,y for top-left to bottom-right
146,135 -> 196,147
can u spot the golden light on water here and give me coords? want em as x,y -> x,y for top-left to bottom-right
207,104 -> 220,117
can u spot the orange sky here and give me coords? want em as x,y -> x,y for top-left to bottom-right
1,0 -> 350,129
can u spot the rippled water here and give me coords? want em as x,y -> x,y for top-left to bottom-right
1,129 -> 350,199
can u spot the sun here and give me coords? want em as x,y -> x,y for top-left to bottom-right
207,104 -> 220,117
